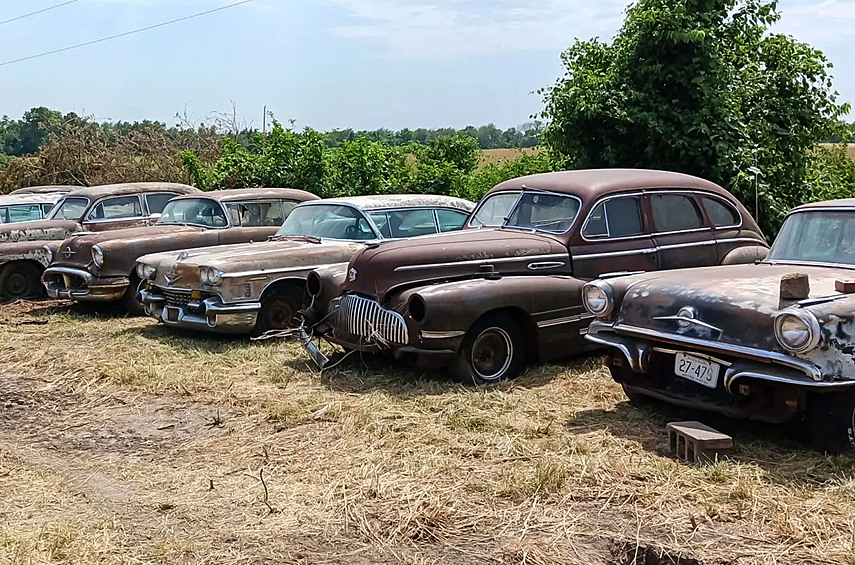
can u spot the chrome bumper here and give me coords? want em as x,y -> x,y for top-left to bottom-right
141,288 -> 260,334
42,266 -> 128,301
585,321 -> 855,391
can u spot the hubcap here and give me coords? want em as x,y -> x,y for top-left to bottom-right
471,326 -> 513,381
5,272 -> 30,297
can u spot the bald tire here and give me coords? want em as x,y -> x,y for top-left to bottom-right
254,288 -> 302,336
451,312 -> 526,386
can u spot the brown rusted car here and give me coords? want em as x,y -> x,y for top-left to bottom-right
305,169 -> 768,384
583,198 -> 855,453
135,194 -> 474,335
0,182 -> 198,300
42,188 -> 318,312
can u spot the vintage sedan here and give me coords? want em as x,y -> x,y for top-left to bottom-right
9,185 -> 77,195
136,194 -> 474,335
42,188 -> 318,312
583,198 -> 855,453
0,192 -> 64,224
305,169 -> 769,384
0,182 -> 198,300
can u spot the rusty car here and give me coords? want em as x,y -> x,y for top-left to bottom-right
0,182 -> 198,300
135,194 -> 474,335
304,169 -> 768,384
9,185 -> 77,195
0,192 -> 64,224
583,198 -> 855,453
42,188 -> 318,313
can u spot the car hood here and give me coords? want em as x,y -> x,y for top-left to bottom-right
52,225 -> 202,271
343,228 -> 570,301
610,263 -> 855,352
0,219 -> 82,244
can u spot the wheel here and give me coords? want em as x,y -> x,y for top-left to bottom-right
122,272 -> 147,316
806,389 -> 855,454
254,287 -> 302,335
451,312 -> 526,385
0,263 -> 43,300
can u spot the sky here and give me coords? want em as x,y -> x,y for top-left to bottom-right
1,0 -> 854,131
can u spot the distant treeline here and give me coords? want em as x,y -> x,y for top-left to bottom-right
0,107 -> 543,160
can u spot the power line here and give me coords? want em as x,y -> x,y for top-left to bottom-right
0,0 -> 80,26
0,0 -> 254,68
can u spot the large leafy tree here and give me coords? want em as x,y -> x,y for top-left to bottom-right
541,0 -> 849,234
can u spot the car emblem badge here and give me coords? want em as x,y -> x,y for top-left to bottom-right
164,266 -> 181,285
676,306 -> 696,328
348,268 -> 357,282
176,251 -> 189,261
61,246 -> 75,259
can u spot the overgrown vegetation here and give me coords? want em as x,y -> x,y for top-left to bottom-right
541,0 -> 851,234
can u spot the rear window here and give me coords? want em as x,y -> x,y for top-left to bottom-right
702,197 -> 740,228
651,194 -> 703,232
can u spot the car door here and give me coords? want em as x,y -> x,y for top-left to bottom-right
570,193 -> 658,279
648,191 -> 716,269
698,194 -> 765,262
81,194 -> 148,232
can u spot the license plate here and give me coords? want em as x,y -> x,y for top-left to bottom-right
301,330 -> 329,368
674,352 -> 720,389
166,307 -> 179,322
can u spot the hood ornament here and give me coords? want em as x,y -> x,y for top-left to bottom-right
176,251 -> 189,261
61,246 -> 75,259
654,306 -> 722,333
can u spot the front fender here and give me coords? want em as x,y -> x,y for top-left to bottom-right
0,240 -> 57,268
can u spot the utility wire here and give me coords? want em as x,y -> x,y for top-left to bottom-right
0,0 -> 254,68
0,0 -> 80,26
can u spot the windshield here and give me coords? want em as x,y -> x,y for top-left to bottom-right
768,210 -> 855,266
469,192 -> 521,228
157,198 -> 227,228
505,192 -> 581,234
48,197 -> 89,220
275,204 -> 377,240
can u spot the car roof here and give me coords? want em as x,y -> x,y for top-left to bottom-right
9,185 -> 78,195
303,194 -> 475,212
793,198 -> 855,211
168,187 -> 319,203
64,182 -> 200,200
487,169 -> 732,201
0,193 -> 64,206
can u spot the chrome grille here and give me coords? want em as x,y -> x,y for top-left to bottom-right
164,289 -> 191,308
328,294 -> 408,346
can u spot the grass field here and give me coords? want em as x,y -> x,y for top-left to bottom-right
478,148 -> 542,168
2,300 -> 855,564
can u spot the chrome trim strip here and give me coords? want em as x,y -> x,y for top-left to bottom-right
589,321 -> 822,381
574,248 -> 657,260
394,253 -> 567,272
653,315 -> 723,333
537,313 -> 595,328
724,370 -> 855,391
656,240 -> 716,251
527,261 -> 565,270
222,262 -> 345,280
420,330 -> 466,339
764,259 -> 855,272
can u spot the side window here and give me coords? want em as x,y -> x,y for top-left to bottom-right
87,195 -> 143,221
651,194 -> 703,232
702,197 -> 740,228
225,201 -> 286,227
145,193 -> 177,214
437,209 -> 468,232
582,197 -> 643,239
7,205 -> 44,223
41,203 -> 55,217
386,209 -> 439,238
369,212 -> 392,238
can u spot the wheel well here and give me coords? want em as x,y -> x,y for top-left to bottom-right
472,307 -> 539,362
0,260 -> 44,278
260,278 -> 307,306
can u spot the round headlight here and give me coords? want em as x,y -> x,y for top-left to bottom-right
42,244 -> 53,264
582,281 -> 614,317
200,266 -> 224,286
774,311 -> 821,353
136,262 -> 157,280
91,245 -> 104,268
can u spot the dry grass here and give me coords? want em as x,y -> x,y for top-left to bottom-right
479,148 -> 542,169
1,300 -> 855,564
818,143 -> 855,158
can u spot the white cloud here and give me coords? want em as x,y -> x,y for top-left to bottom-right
777,0 -> 855,43
325,0 -> 627,58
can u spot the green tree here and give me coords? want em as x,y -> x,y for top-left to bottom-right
542,0 -> 849,234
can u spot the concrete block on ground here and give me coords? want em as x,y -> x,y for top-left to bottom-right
667,421 -> 733,464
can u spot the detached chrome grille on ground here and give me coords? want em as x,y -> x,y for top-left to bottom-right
329,294 -> 408,345
164,289 -> 192,308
